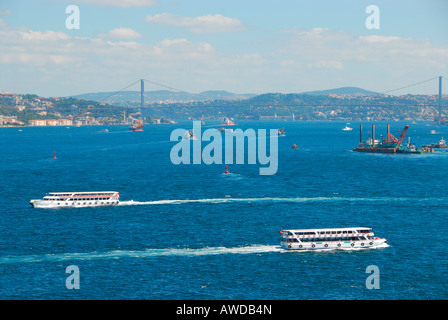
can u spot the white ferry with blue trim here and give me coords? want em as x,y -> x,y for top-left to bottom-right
280,227 -> 387,250
30,191 -> 120,208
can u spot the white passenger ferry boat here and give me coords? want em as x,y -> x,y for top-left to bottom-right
280,227 -> 387,250
30,191 -> 120,208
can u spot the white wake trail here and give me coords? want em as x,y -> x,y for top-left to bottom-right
0,245 -> 283,264
118,196 -> 448,206
0,243 -> 390,264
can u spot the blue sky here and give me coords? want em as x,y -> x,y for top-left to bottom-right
1,0 -> 447,97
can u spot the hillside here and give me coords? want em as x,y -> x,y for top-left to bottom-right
71,90 -> 256,104
301,87 -> 381,96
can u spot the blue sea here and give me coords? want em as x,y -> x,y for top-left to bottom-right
1,121 -> 447,300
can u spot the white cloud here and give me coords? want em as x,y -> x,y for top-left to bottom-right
359,35 -> 402,43
0,10 -> 12,16
99,28 -> 142,40
0,20 -> 223,94
278,28 -> 448,71
311,60 -> 344,70
19,30 -> 72,42
145,13 -> 245,33
1,14 -> 447,96
73,0 -> 157,7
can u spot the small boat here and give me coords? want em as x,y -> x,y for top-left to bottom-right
426,137 -> 448,149
278,128 -> 285,136
365,137 -> 380,146
217,127 -> 233,133
291,144 -> 299,149
342,126 -> 353,131
221,117 -> 235,126
183,129 -> 196,140
99,129 -> 109,132
280,227 -> 387,250
430,130 -> 436,134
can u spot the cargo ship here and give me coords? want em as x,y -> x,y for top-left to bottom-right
130,119 -> 143,132
353,124 -> 433,154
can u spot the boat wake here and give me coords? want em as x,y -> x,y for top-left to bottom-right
0,243 -> 390,265
118,197 -> 340,206
1,243 -> 391,264
118,196 -> 448,206
0,245 -> 282,264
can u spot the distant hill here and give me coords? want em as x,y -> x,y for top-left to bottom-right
301,87 -> 381,96
70,90 -> 256,103
70,87 -> 380,104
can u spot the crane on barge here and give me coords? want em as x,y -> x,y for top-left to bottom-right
353,124 -> 432,154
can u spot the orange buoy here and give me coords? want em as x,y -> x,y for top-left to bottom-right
224,164 -> 230,174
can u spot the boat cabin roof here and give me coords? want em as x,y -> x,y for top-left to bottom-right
48,191 -> 118,195
281,227 -> 371,233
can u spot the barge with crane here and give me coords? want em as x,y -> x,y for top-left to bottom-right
353,124 -> 433,154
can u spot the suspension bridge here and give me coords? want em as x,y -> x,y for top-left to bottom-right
98,76 -> 447,122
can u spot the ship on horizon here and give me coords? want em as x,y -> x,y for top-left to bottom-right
129,119 -> 143,132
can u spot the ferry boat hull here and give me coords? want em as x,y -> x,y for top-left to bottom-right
280,227 -> 387,251
30,192 -> 120,209
280,238 -> 387,250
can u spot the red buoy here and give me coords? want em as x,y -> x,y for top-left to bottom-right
53,151 -> 57,159
224,165 -> 230,174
